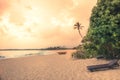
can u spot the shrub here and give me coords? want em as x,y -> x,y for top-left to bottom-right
83,0 -> 120,59
73,0 -> 120,59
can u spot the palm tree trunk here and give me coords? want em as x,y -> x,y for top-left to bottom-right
78,30 -> 82,37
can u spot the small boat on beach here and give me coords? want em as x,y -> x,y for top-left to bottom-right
57,52 -> 67,55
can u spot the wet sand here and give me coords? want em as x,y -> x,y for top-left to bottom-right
0,53 -> 120,80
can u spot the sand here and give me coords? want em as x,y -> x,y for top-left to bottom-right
0,53 -> 120,80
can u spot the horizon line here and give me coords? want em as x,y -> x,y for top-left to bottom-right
0,48 -> 74,51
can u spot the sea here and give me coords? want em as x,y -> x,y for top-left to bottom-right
0,50 -> 76,59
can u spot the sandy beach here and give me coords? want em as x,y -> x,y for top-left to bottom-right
0,53 -> 120,80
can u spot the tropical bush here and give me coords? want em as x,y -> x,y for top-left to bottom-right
73,0 -> 120,59
72,45 -> 86,59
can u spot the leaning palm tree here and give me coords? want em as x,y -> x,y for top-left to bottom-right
74,22 -> 84,37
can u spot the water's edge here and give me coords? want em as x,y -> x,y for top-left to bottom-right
0,50 -> 76,59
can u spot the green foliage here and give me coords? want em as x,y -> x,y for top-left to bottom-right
82,0 -> 120,59
72,45 -> 84,59
72,44 -> 97,59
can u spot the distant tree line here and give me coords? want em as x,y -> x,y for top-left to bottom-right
41,46 -> 73,50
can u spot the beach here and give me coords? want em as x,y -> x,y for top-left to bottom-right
0,52 -> 120,80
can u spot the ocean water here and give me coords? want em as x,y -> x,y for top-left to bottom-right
0,50 -> 75,59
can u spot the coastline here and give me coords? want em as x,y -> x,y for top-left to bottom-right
0,49 -> 75,59
0,53 -> 120,80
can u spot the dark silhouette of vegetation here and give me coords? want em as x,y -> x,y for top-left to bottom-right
0,46 -> 74,51
72,0 -> 120,59
42,46 -> 72,50
42,46 -> 65,50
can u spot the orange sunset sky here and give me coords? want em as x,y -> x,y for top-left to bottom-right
0,0 -> 97,49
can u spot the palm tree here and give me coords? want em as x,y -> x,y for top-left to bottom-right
74,22 -> 84,37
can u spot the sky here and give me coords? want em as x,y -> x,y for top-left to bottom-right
0,0 -> 97,49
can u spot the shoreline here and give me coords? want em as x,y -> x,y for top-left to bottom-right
0,53 -> 120,80
0,50 -> 76,60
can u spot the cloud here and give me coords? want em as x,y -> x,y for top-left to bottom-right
0,0 -> 97,48
26,0 -> 97,48
9,10 -> 26,26
0,26 -> 7,36
42,0 -> 97,39
34,0 -> 73,15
